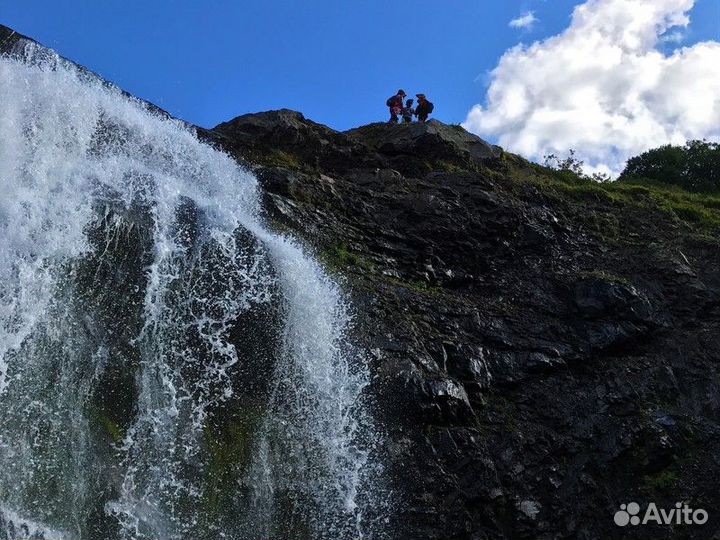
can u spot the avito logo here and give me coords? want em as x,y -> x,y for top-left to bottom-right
614,502 -> 708,526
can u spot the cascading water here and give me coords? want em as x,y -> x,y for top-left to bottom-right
0,40 -> 387,539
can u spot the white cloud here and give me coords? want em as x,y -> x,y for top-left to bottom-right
661,29 -> 685,43
509,11 -> 538,29
464,0 -> 720,175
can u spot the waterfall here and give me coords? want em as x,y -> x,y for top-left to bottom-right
0,40 -> 386,539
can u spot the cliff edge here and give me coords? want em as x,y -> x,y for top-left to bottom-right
212,110 -> 720,540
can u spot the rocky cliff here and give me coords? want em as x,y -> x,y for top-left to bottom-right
208,111 -> 720,540
3,22 -> 720,540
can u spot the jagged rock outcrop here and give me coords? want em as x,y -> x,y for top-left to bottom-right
210,111 -> 720,540
0,24 -> 27,53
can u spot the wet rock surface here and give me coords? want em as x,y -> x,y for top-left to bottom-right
210,111 -> 720,540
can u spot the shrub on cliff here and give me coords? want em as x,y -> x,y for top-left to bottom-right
543,150 -> 612,184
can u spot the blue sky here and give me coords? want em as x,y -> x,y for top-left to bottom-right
2,0 -> 718,175
2,0 -> 713,131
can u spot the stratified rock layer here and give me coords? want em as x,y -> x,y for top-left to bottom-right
212,110 -> 720,540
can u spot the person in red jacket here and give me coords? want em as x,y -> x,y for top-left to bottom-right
386,89 -> 406,123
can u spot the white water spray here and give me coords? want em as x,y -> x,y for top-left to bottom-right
0,41 -> 384,539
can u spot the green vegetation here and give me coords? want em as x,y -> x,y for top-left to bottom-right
322,243 -> 373,271
613,181 -> 720,229
619,140 -> 720,194
642,469 -> 678,493
259,150 -> 304,170
203,406 -> 265,514
321,244 -> 449,297
543,149 -> 611,183
508,148 -> 720,232
436,160 -> 470,174
87,404 -> 126,446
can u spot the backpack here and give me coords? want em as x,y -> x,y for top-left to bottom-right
386,96 -> 396,107
425,101 -> 434,114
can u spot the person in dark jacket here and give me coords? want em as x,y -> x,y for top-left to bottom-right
387,89 -> 406,123
401,98 -> 415,123
415,93 -> 434,122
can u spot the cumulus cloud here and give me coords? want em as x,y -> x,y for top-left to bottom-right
464,0 -> 720,175
509,11 -> 538,29
661,30 -> 685,43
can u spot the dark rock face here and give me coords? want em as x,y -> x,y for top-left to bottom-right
213,109 -> 379,172
345,120 -> 503,171
210,111 -> 720,540
0,24 -> 23,52
69,200 -> 282,538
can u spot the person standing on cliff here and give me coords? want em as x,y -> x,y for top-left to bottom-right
386,89 -> 406,123
401,98 -> 415,123
415,94 -> 434,122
